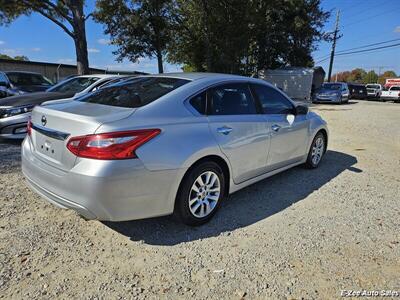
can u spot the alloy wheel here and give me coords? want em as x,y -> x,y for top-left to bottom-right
188,171 -> 221,218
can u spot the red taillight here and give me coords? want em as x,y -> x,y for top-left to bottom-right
66,129 -> 161,160
27,117 -> 32,136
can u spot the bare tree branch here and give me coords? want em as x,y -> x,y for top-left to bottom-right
85,13 -> 93,21
19,0 -> 74,38
41,0 -> 73,23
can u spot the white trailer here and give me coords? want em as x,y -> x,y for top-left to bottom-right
258,67 -> 325,102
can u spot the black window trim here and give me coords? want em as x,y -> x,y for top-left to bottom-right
249,83 -> 296,115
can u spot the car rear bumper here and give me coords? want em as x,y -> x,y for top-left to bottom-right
21,137 -> 184,221
0,113 -> 29,139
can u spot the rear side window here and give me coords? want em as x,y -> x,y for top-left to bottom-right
209,83 -> 257,115
252,84 -> 294,114
48,77 -> 99,93
189,91 -> 207,114
78,77 -> 189,108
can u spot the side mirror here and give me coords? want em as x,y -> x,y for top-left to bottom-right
295,104 -> 308,115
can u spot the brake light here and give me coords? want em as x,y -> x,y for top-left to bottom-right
66,129 -> 161,160
27,117 -> 32,136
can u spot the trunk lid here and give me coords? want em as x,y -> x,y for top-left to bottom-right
30,101 -> 135,171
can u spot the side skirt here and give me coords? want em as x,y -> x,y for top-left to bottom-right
229,159 -> 307,194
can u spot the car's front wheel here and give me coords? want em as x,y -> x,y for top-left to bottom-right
305,132 -> 326,168
175,161 -> 225,226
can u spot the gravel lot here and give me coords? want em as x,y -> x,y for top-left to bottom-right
0,100 -> 399,299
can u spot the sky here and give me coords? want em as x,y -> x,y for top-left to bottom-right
0,0 -> 399,75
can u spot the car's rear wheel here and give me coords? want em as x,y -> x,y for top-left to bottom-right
175,161 -> 225,226
305,132 -> 326,168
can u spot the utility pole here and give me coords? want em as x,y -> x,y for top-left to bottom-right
327,10 -> 340,82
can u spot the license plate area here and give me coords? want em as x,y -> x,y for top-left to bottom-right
35,132 -> 64,162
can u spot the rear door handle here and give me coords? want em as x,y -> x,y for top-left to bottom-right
217,126 -> 233,135
271,124 -> 281,132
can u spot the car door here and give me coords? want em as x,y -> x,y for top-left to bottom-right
207,82 -> 270,184
251,83 -> 309,171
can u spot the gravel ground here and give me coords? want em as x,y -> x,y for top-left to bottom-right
0,100 -> 399,299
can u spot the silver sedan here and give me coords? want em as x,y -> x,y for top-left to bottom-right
21,73 -> 328,226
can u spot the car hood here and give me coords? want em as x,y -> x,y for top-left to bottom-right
0,91 -> 75,107
16,85 -> 52,93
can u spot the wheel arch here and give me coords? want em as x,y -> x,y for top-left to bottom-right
175,155 -> 231,207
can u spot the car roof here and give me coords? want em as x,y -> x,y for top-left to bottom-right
4,71 -> 44,75
75,74 -> 122,79
140,72 -> 248,81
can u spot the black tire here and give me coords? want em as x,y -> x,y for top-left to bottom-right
305,132 -> 326,169
174,161 -> 225,226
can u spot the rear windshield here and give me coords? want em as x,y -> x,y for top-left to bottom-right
366,84 -> 380,89
6,72 -> 52,86
48,77 -> 99,93
77,77 -> 189,108
391,86 -> 400,91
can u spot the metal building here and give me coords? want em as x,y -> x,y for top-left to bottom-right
0,58 -> 147,83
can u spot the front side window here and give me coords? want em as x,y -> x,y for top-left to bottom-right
209,83 -> 257,115
77,77 -> 189,108
252,84 -> 294,114
48,77 -> 100,93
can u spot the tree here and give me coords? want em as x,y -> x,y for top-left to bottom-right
0,54 -> 29,61
167,0 -> 329,75
13,55 -> 30,61
378,70 -> 397,85
167,0 -> 253,74
0,0 -> 90,74
94,0 -> 173,73
348,68 -> 366,83
332,71 -> 351,82
363,70 -> 378,84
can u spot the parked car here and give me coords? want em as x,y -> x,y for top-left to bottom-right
348,83 -> 367,99
0,75 -> 121,139
22,73 -> 329,226
380,86 -> 400,103
0,71 -> 53,98
313,82 -> 350,104
365,83 -> 383,99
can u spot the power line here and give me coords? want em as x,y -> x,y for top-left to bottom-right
315,38 -> 400,62
339,0 -> 391,22
336,42 -> 400,56
336,38 -> 400,53
341,8 -> 398,28
315,43 -> 400,64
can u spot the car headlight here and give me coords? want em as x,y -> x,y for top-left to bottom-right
0,105 -> 34,119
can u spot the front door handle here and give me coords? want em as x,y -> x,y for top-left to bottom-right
217,126 -> 233,135
271,124 -> 281,132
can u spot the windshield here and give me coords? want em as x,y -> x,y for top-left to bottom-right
48,77 -> 99,93
77,77 -> 189,108
366,84 -> 380,89
322,83 -> 342,90
6,72 -> 52,86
